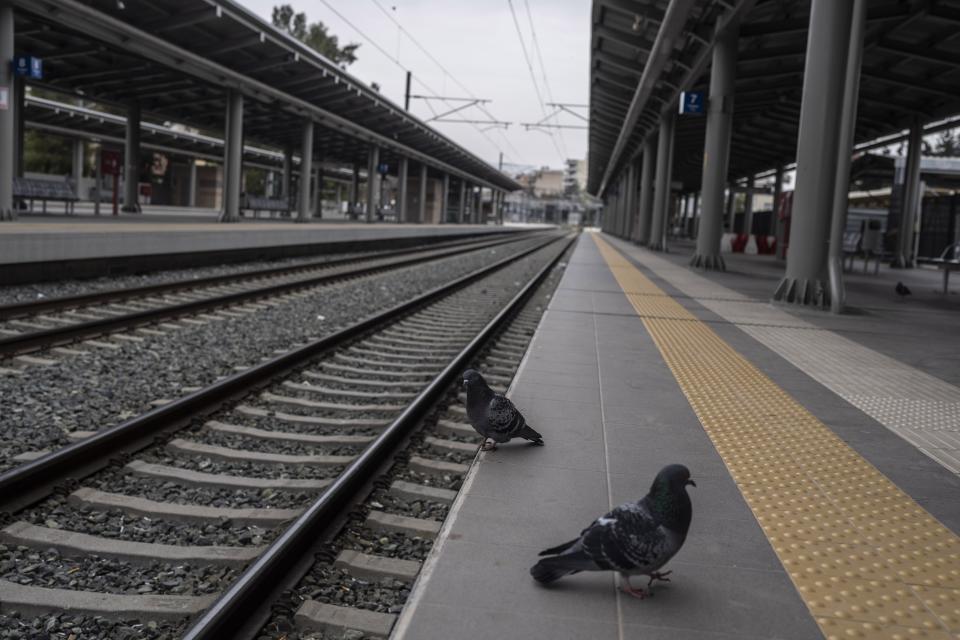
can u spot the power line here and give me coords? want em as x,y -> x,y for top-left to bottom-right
368,0 -> 525,163
522,0 -> 568,160
315,0 -> 518,165
506,0 -> 564,163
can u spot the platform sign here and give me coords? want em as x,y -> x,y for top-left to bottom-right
100,149 -> 121,175
13,55 -> 43,80
377,162 -> 389,176
679,91 -> 704,115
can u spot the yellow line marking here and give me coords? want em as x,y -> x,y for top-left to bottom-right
592,234 -> 960,639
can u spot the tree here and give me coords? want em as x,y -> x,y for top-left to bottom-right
931,130 -> 960,157
272,4 -> 360,68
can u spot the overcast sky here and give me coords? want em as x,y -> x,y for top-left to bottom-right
239,0 -> 590,172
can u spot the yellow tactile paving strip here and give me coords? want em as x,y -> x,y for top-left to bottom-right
592,234 -> 960,639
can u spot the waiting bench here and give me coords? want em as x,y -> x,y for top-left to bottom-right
14,177 -> 79,215
931,242 -> 960,294
242,195 -> 289,219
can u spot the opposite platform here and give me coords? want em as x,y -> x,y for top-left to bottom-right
393,231 -> 960,640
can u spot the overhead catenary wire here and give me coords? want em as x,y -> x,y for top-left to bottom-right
316,0 -> 519,166
506,0 -> 565,163
522,0 -> 568,160
368,0 -> 525,164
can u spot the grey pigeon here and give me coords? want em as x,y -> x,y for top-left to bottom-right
462,369 -> 543,450
530,464 -> 695,599
896,281 -> 912,298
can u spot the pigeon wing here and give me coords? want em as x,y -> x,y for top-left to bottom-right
579,501 -> 668,573
485,394 -> 525,441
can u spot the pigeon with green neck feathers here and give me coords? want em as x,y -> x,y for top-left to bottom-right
530,464 -> 695,599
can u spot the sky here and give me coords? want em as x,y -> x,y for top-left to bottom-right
239,0 -> 590,173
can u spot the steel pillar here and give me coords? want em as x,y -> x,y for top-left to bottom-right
313,165 -> 323,219
458,179 -> 466,224
122,101 -> 141,213
365,147 -> 379,223
636,138 -> 656,244
297,120 -> 314,223
397,156 -> 409,224
828,0 -> 867,313
893,117 -> 924,269
349,162 -> 359,220
691,19 -> 738,268
773,0 -> 854,306
0,3 -> 13,220
649,113 -> 675,251
742,174 -> 755,236
417,163 -> 427,224
219,91 -> 243,222
187,158 -> 197,207
441,173 -> 450,223
282,148 -> 292,211
624,161 -> 637,239
94,145 -> 102,215
773,166 -> 785,260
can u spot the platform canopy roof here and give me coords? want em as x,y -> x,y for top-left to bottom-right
588,0 -> 960,196
12,0 -> 520,191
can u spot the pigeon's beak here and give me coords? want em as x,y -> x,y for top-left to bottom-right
686,479 -> 696,488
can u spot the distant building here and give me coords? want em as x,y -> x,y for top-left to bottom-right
564,158 -> 586,194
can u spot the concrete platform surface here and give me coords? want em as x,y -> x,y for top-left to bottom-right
393,232 -> 960,640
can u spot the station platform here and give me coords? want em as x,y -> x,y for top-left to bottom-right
0,217 -> 523,284
394,231 -> 960,640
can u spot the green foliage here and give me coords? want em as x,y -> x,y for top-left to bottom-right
271,4 -> 359,67
24,130 -> 72,176
930,130 -> 960,157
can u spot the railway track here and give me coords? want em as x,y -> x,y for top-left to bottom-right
0,231 -> 539,360
0,231 -> 573,640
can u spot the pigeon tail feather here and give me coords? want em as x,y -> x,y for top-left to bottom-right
538,538 -> 579,557
530,555 -> 584,584
518,424 -> 544,445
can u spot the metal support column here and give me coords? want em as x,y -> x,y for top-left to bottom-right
742,174 -> 755,237
313,165 -> 323,219
690,17 -> 739,269
773,166 -> 785,260
893,117 -> 924,269
636,138 -> 656,244
828,0 -> 867,313
649,113 -> 676,251
458,179 -> 466,224
624,162 -> 636,240
349,163 -> 359,220
122,101 -> 141,213
187,158 -> 197,208
365,147 -> 379,223
219,90 -> 243,222
441,173 -> 450,223
773,0 -> 855,306
282,148 -> 292,212
397,156 -> 409,224
417,163 -> 427,224
0,3 -> 14,220
297,120 -> 314,223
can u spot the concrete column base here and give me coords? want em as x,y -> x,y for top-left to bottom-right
772,276 -> 829,307
689,253 -> 726,271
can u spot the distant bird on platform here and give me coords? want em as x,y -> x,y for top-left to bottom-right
462,369 -> 543,451
530,464 -> 695,600
896,281 -> 912,299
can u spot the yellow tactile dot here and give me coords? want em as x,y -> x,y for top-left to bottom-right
592,235 -> 960,638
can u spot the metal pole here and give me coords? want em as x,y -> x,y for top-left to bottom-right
365,147 -> 379,223
894,117 -> 923,268
397,156 -> 409,224
773,0 -> 854,307
417,164 -> 427,224
219,91 -> 243,222
281,148 -> 292,214
404,71 -> 412,111
649,113 -> 675,251
187,158 -> 197,208
122,101 -> 141,213
458,179 -> 466,224
349,162 -> 359,220
313,165 -> 323,219
743,174 -> 755,238
441,173 -> 450,224
691,18 -> 738,269
828,0 -> 866,313
636,137 -> 656,244
0,3 -> 15,220
773,166 -> 785,260
94,145 -> 102,216
297,120 -> 313,223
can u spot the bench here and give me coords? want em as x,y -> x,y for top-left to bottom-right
242,194 -> 289,219
14,177 -> 79,215
930,242 -> 960,294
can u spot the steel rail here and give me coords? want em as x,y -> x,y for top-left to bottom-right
182,233 -> 576,640
0,232 -> 534,320
0,233 -> 540,357
0,232 -> 566,513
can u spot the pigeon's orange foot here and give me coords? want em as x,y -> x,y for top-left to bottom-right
481,439 -> 498,451
647,571 -> 672,588
621,576 -> 650,600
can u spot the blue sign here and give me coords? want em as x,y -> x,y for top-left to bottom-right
377,163 -> 389,175
13,55 -> 42,80
679,91 -> 704,115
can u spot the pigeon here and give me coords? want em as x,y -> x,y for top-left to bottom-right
461,369 -> 543,450
530,464 -> 695,599
896,281 -> 912,299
